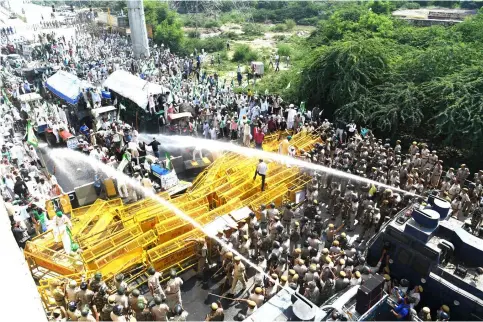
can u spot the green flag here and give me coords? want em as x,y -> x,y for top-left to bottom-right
300,101 -> 306,114
2,89 -> 11,105
165,152 -> 171,170
26,121 -> 38,147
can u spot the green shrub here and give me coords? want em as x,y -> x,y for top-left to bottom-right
223,31 -> 239,40
242,23 -> 264,36
284,19 -> 296,30
218,50 -> 229,61
181,36 -> 226,56
272,24 -> 287,32
277,44 -> 292,57
199,37 -> 225,53
273,35 -> 288,42
403,2 -> 421,9
187,30 -> 201,38
298,17 -> 319,26
232,44 -> 259,63
204,19 -> 221,29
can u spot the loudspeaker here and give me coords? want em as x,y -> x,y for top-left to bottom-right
356,274 -> 385,315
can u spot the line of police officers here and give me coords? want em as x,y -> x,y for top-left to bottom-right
50,267 -> 187,322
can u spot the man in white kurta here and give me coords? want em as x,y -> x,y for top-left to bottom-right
54,211 -> 73,254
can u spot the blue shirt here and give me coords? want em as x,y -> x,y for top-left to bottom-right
395,303 -> 409,320
80,125 -> 89,135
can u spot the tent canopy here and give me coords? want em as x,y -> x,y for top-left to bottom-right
45,70 -> 91,105
102,70 -> 168,110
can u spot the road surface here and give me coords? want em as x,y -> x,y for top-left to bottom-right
0,1 -> 76,41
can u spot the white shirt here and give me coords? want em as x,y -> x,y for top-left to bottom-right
257,162 -> 267,175
287,108 -> 297,122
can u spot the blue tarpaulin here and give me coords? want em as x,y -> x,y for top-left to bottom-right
45,71 -> 91,105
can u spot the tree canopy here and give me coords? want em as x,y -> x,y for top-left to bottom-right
143,1 -> 184,52
296,5 -> 483,168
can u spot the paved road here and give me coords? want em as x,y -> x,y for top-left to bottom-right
0,1 -> 76,42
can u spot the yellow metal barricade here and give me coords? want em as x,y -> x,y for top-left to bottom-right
24,242 -> 78,276
89,230 -> 157,274
81,224 -> 144,263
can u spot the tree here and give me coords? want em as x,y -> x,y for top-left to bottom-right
423,66 -> 483,147
300,38 -> 390,110
143,1 -> 184,53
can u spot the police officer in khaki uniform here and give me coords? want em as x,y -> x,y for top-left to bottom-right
239,234 -> 250,258
186,237 -> 208,278
129,289 -> 142,313
66,302 -> 81,321
165,269 -> 184,311
75,282 -> 94,311
151,295 -> 170,321
248,287 -> 265,308
110,304 -> 126,322
91,285 -> 108,321
229,256 -> 247,294
205,301 -> 224,321
66,280 -> 79,304
147,266 -> 165,299
51,308 -> 65,322
51,280 -> 66,317
88,272 -> 104,292
114,286 -> 129,311
100,295 -> 116,321
78,307 -> 96,322
223,252 -> 234,288
114,274 -> 128,291
136,300 -> 153,321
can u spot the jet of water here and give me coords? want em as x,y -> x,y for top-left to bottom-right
142,134 -> 423,199
48,148 -> 280,291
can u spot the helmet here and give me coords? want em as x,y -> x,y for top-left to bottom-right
81,307 -> 89,317
117,286 -> 126,295
249,212 -> 255,217
80,282 -> 88,290
254,223 -> 260,230
148,267 -> 156,275
276,225 -> 283,232
108,295 -> 116,304
315,215 -> 321,222
262,229 -> 268,236
137,301 -> 146,310
112,305 -> 123,316
94,272 -> 102,281
68,301 -> 77,312
359,257 -> 366,265
170,269 -> 177,278
174,304 -> 183,316
273,241 -> 280,248
270,202 -> 275,208
115,273 -> 124,281
131,289 -> 140,297
98,285 -> 107,295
